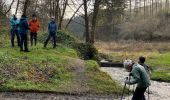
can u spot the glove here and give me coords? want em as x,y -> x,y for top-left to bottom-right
124,77 -> 130,84
125,79 -> 130,84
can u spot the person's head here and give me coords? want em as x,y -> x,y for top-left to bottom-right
124,59 -> 133,72
51,16 -> 55,22
13,15 -> 17,20
139,56 -> 145,63
21,14 -> 27,18
32,14 -> 37,21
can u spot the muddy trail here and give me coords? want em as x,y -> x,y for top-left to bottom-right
101,67 -> 170,100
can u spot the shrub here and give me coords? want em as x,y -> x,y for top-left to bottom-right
72,43 -> 99,60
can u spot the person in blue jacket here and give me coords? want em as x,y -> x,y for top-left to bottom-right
10,15 -> 20,47
19,14 -> 30,52
44,17 -> 58,48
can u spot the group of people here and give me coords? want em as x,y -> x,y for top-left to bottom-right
123,56 -> 151,100
10,14 -> 58,52
10,14 -> 151,100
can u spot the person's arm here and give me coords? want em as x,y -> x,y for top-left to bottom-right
10,18 -> 14,26
25,21 -> 29,30
28,20 -> 31,26
54,23 -> 57,32
125,67 -> 140,85
48,23 -> 50,32
56,23 -> 58,32
125,75 -> 138,85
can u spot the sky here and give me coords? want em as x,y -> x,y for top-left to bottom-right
8,0 -> 94,19
6,0 -> 168,18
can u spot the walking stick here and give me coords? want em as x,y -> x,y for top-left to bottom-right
148,87 -> 150,100
120,77 -> 128,100
128,75 -> 131,100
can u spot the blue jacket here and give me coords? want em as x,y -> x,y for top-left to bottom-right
19,17 -> 29,34
48,21 -> 58,33
10,16 -> 19,30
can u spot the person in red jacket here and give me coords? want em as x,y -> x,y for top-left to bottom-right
29,14 -> 40,46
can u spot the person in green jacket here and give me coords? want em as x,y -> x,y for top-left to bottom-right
123,59 -> 151,100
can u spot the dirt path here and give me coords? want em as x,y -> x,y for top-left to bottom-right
0,92 -> 118,100
100,67 -> 170,100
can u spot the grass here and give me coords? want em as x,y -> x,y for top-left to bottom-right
95,41 -> 170,82
85,60 -> 125,94
0,28 -> 124,95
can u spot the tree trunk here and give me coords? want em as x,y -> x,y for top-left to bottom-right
55,0 -> 60,22
90,0 -> 101,44
130,0 -> 131,16
144,0 -> 146,18
34,0 -> 38,12
59,0 -> 68,29
5,0 -> 15,14
23,0 -> 29,15
15,0 -> 20,15
83,0 -> 90,43
50,0 -> 52,17
65,3 -> 84,28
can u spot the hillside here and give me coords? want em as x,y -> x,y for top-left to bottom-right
0,27 -> 126,96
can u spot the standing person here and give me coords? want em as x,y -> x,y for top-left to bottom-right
19,14 -> 30,52
123,59 -> 151,100
44,17 -> 58,48
10,15 -> 20,47
29,14 -> 40,46
138,56 -> 151,76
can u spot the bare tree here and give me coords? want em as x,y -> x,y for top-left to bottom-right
90,0 -> 101,43
83,0 -> 90,43
65,3 -> 84,28
59,0 -> 68,29
34,0 -> 38,12
5,0 -> 15,14
23,0 -> 30,15
15,0 -> 20,15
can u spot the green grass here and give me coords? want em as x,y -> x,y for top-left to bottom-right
0,44 -> 77,92
109,51 -> 170,82
0,28 -> 124,95
147,52 -> 170,82
85,60 -> 127,94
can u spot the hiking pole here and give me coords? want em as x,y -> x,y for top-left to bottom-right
148,87 -> 150,100
128,75 -> 131,100
120,77 -> 128,100
133,85 -> 135,93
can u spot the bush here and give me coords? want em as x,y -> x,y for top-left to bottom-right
72,43 -> 99,60
57,30 -> 78,46
38,30 -> 99,60
38,30 -> 77,45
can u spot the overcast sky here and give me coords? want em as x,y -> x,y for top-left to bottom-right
7,0 -> 167,18
8,0 -> 94,19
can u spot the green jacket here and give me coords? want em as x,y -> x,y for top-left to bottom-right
126,63 -> 151,88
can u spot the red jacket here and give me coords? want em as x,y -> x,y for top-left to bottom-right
29,19 -> 40,33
